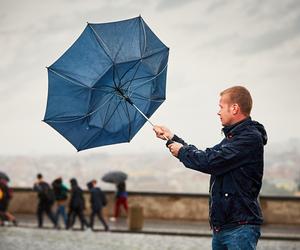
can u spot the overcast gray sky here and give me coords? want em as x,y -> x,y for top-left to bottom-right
1,0 -> 300,156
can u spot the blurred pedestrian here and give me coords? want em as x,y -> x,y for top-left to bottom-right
33,173 -> 56,228
52,177 -> 68,229
0,178 -> 17,226
110,181 -> 128,222
67,178 -> 89,230
87,180 -> 109,231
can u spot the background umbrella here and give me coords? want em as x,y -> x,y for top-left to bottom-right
0,171 -> 10,182
43,16 -> 169,151
102,171 -> 127,184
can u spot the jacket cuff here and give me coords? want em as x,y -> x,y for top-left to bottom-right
178,145 -> 188,161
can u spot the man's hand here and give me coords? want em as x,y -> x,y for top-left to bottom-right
153,125 -> 174,140
168,142 -> 183,157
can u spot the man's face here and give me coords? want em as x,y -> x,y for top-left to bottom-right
218,94 -> 234,126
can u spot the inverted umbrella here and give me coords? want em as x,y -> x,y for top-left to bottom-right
102,171 -> 127,184
0,171 -> 9,182
43,16 -> 169,151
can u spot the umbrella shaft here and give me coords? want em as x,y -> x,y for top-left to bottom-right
131,103 -> 154,127
131,103 -> 169,141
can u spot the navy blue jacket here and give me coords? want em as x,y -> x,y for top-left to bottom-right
176,117 -> 267,230
90,187 -> 107,212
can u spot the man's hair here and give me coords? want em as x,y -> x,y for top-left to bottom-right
220,86 -> 252,116
37,173 -> 43,179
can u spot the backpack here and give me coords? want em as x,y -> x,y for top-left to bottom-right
40,183 -> 55,205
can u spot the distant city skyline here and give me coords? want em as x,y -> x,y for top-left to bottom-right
1,0 -> 300,156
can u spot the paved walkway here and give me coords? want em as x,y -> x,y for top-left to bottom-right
1,226 -> 300,250
11,214 -> 300,241
1,214 -> 300,250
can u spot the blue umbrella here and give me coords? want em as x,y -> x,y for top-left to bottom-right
43,16 -> 169,151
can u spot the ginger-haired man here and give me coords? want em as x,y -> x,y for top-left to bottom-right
154,86 -> 267,250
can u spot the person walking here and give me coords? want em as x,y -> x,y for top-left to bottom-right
67,178 -> 89,230
0,178 -> 17,226
153,86 -> 267,250
110,181 -> 128,222
87,180 -> 109,231
52,177 -> 68,229
33,173 -> 56,228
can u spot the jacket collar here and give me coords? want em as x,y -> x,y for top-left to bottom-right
222,117 -> 252,137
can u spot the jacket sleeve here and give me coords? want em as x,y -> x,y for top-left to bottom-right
177,133 -> 260,175
172,134 -> 188,146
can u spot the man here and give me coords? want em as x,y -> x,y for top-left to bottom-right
67,178 -> 89,230
33,173 -> 56,228
87,180 -> 109,231
154,86 -> 267,250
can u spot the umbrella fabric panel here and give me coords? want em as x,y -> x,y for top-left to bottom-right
89,17 -> 142,63
47,119 -> 130,151
120,49 -> 169,92
140,18 -> 168,58
44,70 -> 92,121
51,26 -> 112,88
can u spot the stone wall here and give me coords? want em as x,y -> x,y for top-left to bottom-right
7,188 -> 300,225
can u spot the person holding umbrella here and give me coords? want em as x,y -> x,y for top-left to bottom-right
87,180 -> 109,231
153,86 -> 267,250
111,181 -> 128,222
102,171 -> 128,222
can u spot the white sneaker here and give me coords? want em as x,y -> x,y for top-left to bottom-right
109,217 -> 116,222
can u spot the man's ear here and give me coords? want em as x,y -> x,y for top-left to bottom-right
232,103 -> 239,115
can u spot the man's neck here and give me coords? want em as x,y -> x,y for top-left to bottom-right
230,115 -> 248,126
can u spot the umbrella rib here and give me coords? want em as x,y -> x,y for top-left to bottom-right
129,93 -> 165,103
46,93 -> 115,123
126,62 -> 168,93
48,68 -> 90,89
113,18 -> 138,63
140,17 -> 147,55
120,100 -> 132,140
119,59 -> 141,83
112,64 -> 120,89
89,65 -> 114,88
86,93 -> 116,117
119,48 -> 168,89
117,101 -> 131,141
123,61 -> 142,93
83,99 -> 123,148
88,24 -> 114,64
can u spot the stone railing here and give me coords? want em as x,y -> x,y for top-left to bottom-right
8,188 -> 300,225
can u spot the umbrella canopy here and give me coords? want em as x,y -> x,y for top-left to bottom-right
102,171 -> 127,184
0,171 -> 9,182
43,16 -> 169,151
